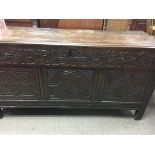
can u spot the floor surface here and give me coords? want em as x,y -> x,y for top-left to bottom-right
0,92 -> 155,135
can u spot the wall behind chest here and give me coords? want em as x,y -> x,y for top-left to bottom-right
4,19 -> 149,32
39,19 -> 104,30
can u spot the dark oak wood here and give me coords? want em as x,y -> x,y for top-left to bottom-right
134,72 -> 155,120
0,108 -> 2,119
0,27 -> 155,120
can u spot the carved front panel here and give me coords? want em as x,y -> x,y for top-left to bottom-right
49,47 -> 102,67
0,44 -> 155,69
47,69 -> 94,100
0,45 -> 25,64
102,70 -> 151,102
49,47 -> 155,68
99,49 -> 155,68
25,47 -> 50,64
0,67 -> 40,101
24,46 -> 155,68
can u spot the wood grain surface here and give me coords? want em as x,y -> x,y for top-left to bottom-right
0,26 -> 155,48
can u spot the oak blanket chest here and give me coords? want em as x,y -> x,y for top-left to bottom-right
0,27 -> 155,120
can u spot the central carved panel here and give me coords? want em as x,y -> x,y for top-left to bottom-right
47,69 -> 94,100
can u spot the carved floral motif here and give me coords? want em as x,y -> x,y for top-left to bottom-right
0,44 -> 154,68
